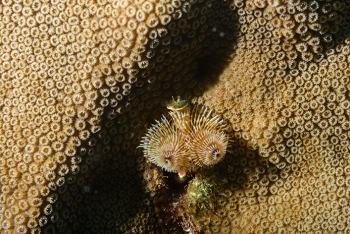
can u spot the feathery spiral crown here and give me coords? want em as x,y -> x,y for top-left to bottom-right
139,101 -> 229,173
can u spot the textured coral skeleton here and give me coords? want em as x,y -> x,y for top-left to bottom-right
0,0 -> 236,233
189,0 -> 350,233
1,0 -> 350,233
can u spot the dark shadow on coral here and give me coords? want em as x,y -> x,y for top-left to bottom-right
130,0 -> 240,106
58,152 -> 161,234
135,1 -> 241,231
43,1 -> 242,234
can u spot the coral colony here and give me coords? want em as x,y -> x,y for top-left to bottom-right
2,0 -> 350,232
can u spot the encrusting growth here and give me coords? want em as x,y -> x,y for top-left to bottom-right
6,0 -> 350,232
0,0 -> 238,232
139,100 -> 229,174
187,0 -> 350,233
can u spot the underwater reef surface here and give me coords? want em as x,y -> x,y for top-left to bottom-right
1,0 -> 350,233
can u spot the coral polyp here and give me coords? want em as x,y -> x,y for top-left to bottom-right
139,102 -> 229,173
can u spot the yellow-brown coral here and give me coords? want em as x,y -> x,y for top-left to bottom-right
186,0 -> 350,233
4,0 -> 350,233
0,0 -> 237,232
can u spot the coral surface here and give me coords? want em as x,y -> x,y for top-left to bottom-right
189,0 -> 350,233
0,0 -> 236,233
1,0 -> 350,233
